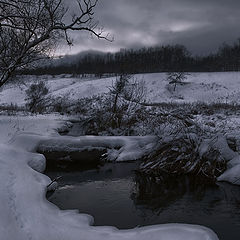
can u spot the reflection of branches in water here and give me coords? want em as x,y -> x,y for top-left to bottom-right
132,173 -> 222,215
132,172 -> 240,224
218,182 -> 240,206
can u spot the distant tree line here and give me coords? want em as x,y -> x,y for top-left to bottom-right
26,39 -> 240,75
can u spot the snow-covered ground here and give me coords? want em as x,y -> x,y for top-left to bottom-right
2,72 -> 240,239
0,115 -> 219,240
1,72 -> 240,106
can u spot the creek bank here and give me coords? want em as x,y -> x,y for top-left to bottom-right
137,134 -> 239,186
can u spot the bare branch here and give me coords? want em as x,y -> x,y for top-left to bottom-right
0,0 -> 111,88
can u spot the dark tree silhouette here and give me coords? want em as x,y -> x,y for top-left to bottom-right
0,0 -> 110,88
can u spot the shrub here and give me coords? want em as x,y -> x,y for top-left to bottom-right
167,72 -> 189,91
50,96 -> 71,114
108,74 -> 146,129
139,134 -> 227,184
72,75 -> 147,135
25,81 -> 49,113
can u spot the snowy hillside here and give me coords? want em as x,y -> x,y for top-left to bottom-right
1,72 -> 240,106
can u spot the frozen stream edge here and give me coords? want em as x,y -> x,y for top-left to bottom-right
0,131 -> 219,240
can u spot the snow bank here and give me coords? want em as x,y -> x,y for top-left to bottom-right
216,136 -> 240,185
194,134 -> 240,186
0,115 -> 219,240
0,142 -> 219,240
218,154 -> 240,185
36,135 -> 156,162
218,164 -> 240,185
199,135 -> 238,161
0,115 -> 68,144
0,115 -> 156,162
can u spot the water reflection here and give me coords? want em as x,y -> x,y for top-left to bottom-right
133,173 -> 218,209
133,174 -> 240,240
46,163 -> 240,240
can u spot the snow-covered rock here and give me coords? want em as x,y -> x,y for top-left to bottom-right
218,164 -> 240,185
56,121 -> 73,134
199,135 -> 238,162
227,155 -> 240,168
27,153 -> 46,173
217,147 -> 240,186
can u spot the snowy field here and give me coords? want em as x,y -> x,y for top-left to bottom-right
1,72 -> 240,106
2,72 -> 240,240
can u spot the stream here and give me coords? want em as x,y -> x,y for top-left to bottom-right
46,162 -> 240,240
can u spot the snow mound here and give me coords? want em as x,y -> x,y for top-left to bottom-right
27,152 -> 46,172
199,135 -> 238,162
216,138 -> 240,185
227,155 -> 240,168
218,164 -> 240,185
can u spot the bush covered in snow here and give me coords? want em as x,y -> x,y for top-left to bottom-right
139,134 -> 230,184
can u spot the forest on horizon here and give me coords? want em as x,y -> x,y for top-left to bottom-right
27,39 -> 240,76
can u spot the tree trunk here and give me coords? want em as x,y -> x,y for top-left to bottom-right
174,83 -> 176,91
0,71 -> 12,89
112,92 -> 119,128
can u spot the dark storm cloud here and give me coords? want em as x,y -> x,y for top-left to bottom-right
58,0 -> 240,55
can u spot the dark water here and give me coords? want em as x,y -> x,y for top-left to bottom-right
46,163 -> 240,240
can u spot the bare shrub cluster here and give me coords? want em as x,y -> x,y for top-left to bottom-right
139,134 -> 227,184
25,81 -> 49,113
167,72 -> 189,91
72,74 -> 148,135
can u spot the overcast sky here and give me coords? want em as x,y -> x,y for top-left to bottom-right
57,0 -> 240,56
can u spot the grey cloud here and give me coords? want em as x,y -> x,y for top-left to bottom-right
59,0 -> 240,55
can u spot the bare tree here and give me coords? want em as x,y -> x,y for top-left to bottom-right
0,0 -> 110,88
25,81 -> 49,113
108,74 -> 146,128
167,72 -> 189,91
